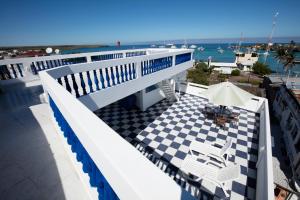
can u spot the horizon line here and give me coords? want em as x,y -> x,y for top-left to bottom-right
1,36 -> 300,48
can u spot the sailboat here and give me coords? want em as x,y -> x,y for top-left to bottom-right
181,39 -> 188,49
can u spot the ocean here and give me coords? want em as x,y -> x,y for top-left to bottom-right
62,43 -> 300,75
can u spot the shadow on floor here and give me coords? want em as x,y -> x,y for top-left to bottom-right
0,79 -> 66,200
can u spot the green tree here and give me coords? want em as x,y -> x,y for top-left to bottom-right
274,41 -> 296,71
252,62 -> 271,76
231,69 -> 240,76
187,62 -> 210,85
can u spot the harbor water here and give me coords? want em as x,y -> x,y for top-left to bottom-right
63,43 -> 300,75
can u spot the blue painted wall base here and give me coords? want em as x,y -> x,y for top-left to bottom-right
49,96 -> 119,200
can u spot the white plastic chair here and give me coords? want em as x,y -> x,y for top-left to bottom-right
189,138 -> 232,166
180,155 -> 240,197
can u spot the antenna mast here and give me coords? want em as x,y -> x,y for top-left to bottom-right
264,12 -> 279,63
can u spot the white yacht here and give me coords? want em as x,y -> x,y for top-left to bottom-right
218,48 -> 224,54
189,45 -> 197,49
181,44 -> 188,49
198,46 -> 205,51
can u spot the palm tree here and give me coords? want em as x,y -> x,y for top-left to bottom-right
274,41 -> 296,71
274,41 -> 296,84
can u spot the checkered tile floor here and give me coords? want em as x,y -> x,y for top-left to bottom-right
95,94 -> 260,200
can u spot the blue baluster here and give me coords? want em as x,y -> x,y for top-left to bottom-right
79,72 -> 87,95
124,64 -> 128,81
36,62 -> 41,71
31,62 -> 37,75
132,63 -> 136,79
10,64 -> 17,78
110,67 -> 116,86
71,74 -> 80,97
86,71 -> 93,93
54,60 -> 59,67
41,61 -> 46,70
46,60 -> 50,68
141,62 -> 144,76
149,60 -> 152,74
128,64 -> 132,80
99,69 -> 105,89
93,70 -> 100,91
64,76 -> 72,93
16,64 -> 23,77
144,61 -> 147,75
120,65 -> 125,82
57,77 -> 62,85
115,66 -> 120,84
105,68 -> 111,87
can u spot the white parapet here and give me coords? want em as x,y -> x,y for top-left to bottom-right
39,48 -> 195,200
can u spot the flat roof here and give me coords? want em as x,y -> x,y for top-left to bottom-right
95,93 -> 260,199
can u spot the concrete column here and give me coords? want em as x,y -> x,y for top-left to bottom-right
135,62 -> 141,78
172,55 -> 176,66
86,56 -> 92,63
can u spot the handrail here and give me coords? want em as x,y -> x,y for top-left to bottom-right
0,48 -> 186,80
256,99 -> 274,200
0,48 -> 180,65
39,59 -> 195,200
46,50 -> 191,79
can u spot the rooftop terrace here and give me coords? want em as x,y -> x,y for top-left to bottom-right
0,48 -> 274,200
95,93 -> 259,199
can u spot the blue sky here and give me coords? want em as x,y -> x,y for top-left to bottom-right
0,0 -> 300,46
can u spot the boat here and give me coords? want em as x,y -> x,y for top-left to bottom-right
198,46 -> 205,51
181,44 -> 187,49
189,45 -> 197,49
150,44 -> 156,47
181,39 -> 188,49
158,45 -> 165,48
170,45 -> 177,49
218,48 -> 224,54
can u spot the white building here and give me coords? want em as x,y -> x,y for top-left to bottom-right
208,52 -> 259,74
0,48 -> 273,200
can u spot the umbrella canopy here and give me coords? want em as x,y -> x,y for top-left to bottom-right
201,81 -> 254,107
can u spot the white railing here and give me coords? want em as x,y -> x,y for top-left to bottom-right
45,49 -> 193,111
40,49 -> 195,200
0,48 -> 180,80
256,99 -> 274,200
180,82 -> 274,200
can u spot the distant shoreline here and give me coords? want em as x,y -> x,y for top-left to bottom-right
0,45 -> 109,51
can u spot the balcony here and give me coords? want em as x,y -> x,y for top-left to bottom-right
1,48 -> 274,200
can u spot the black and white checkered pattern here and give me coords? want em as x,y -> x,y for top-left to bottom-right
95,94 -> 259,200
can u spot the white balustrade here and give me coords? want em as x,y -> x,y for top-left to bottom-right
256,99 -> 274,200
39,48 -> 195,200
1,48 -> 182,80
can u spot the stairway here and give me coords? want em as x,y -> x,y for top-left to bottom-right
159,80 -> 179,102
